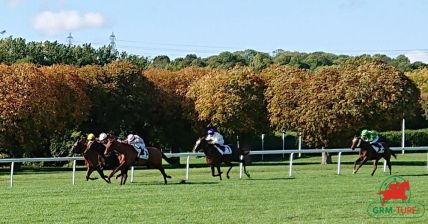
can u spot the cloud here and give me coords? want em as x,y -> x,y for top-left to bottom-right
404,51 -> 428,63
32,10 -> 105,35
6,0 -> 23,7
340,0 -> 366,8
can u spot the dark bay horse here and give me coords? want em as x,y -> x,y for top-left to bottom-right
70,139 -> 120,183
192,137 -> 250,180
351,136 -> 397,176
104,137 -> 174,185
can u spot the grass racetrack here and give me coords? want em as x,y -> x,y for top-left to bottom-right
1,153 -> 427,223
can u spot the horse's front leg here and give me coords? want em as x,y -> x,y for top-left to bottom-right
353,157 -> 362,174
353,157 -> 368,174
95,165 -> 110,183
210,166 -> 217,177
371,159 -> 379,176
86,165 -> 96,181
109,161 -> 126,183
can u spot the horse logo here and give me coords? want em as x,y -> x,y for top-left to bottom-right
367,175 -> 425,218
377,179 -> 410,206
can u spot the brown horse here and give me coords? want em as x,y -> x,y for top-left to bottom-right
104,137 -> 175,185
70,139 -> 120,183
192,137 -> 250,180
351,136 -> 397,176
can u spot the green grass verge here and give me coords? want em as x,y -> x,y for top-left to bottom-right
0,153 -> 427,223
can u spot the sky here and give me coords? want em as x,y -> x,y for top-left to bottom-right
1,0 -> 428,62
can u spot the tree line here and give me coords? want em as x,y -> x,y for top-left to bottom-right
0,57 -> 424,158
1,37 -> 428,72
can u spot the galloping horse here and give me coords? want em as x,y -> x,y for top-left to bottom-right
193,137 -> 250,180
104,136 -> 175,185
351,136 -> 397,176
70,139 -> 120,183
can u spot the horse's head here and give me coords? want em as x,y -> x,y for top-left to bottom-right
351,136 -> 362,150
401,180 -> 410,191
104,134 -> 118,157
70,138 -> 86,155
193,137 -> 208,153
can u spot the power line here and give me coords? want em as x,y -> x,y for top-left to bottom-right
58,34 -> 428,59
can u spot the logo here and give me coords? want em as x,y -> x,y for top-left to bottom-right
367,175 -> 425,218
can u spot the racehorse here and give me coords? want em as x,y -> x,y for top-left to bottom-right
70,138 -> 120,183
351,136 -> 397,176
192,137 -> 250,180
104,136 -> 175,185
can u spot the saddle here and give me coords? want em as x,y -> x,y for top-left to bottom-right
214,145 -> 232,155
131,145 -> 149,160
371,142 -> 385,154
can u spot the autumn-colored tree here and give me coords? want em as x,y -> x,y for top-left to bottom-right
78,61 -> 160,145
264,63 -> 420,148
187,68 -> 269,138
406,68 -> 428,121
262,65 -> 311,132
0,64 -> 89,157
144,67 -> 210,148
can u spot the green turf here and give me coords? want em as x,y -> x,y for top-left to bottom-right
0,153 -> 427,223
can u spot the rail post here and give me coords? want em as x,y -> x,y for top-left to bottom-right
261,134 -> 265,161
239,155 -> 244,179
402,116 -> 405,154
10,162 -> 14,188
282,132 -> 285,159
185,156 -> 190,181
298,133 -> 302,157
130,166 -> 135,182
72,160 -> 76,185
383,159 -> 387,172
337,152 -> 342,175
289,153 -> 294,177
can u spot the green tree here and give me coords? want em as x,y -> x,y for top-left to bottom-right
152,55 -> 171,69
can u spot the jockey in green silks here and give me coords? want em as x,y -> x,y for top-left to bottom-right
361,129 -> 384,153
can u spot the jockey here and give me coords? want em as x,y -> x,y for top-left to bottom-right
126,134 -> 148,159
98,132 -> 108,144
361,129 -> 384,153
205,128 -> 227,155
87,133 -> 95,142
84,133 -> 96,155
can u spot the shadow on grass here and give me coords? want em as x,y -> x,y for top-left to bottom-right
130,180 -> 219,185
243,177 -> 295,181
398,173 -> 428,177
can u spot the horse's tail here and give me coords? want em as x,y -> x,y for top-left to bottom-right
161,152 -> 178,166
239,145 -> 251,156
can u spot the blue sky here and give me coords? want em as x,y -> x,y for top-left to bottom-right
1,0 -> 428,62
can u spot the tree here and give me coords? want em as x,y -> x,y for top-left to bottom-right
0,63 -> 89,157
406,68 -> 428,120
144,67 -> 210,148
187,68 -> 269,137
206,51 -> 247,69
152,55 -> 171,69
264,63 -> 420,148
